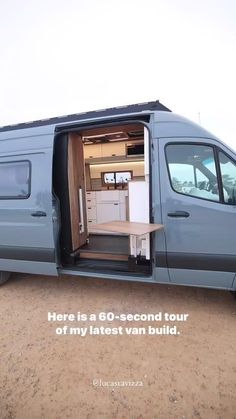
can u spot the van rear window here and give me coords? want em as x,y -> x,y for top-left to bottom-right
0,161 -> 30,199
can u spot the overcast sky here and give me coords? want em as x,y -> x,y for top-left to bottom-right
0,0 -> 235,148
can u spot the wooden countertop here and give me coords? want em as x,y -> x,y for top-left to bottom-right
92,220 -> 164,236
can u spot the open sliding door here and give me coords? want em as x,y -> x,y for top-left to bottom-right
0,143 -> 57,275
68,133 -> 88,251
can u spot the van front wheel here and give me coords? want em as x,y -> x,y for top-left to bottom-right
0,271 -> 11,285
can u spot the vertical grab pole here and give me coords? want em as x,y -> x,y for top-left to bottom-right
145,126 -> 150,259
79,187 -> 85,234
144,126 -> 149,182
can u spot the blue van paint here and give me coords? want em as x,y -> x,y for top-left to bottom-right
0,102 -> 235,290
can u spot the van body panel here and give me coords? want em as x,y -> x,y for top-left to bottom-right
168,269 -> 234,290
154,267 -> 170,283
153,112 -> 220,141
59,268 -> 155,283
0,125 -> 55,143
0,259 -> 57,275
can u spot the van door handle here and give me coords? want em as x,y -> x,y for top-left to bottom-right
167,211 -> 190,218
31,211 -> 47,217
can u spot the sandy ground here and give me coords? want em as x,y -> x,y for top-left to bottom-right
0,273 -> 235,419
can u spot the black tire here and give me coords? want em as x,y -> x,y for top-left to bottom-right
0,271 -> 11,285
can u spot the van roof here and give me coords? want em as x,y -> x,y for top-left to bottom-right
0,100 -> 171,133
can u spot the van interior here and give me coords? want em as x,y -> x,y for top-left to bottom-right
53,121 -> 152,276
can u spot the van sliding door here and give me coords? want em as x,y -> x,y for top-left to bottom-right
68,133 -> 88,250
0,143 -> 57,275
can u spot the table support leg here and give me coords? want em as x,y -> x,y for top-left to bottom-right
130,234 -> 137,257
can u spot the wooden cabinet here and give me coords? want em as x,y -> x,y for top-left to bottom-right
86,191 -> 96,199
84,144 -> 102,159
86,192 -> 97,232
86,190 -> 128,232
96,190 -> 120,203
120,203 -> 126,221
84,142 -> 126,160
97,202 -> 120,224
101,142 -> 126,158
87,206 -> 97,219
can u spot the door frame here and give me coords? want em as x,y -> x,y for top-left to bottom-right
53,117 -> 154,275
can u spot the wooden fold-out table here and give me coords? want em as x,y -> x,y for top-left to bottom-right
92,221 -> 164,259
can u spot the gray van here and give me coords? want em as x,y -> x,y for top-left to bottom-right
0,100 -> 236,291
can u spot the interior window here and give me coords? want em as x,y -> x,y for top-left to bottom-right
219,151 -> 236,204
166,144 -> 220,202
0,161 -> 30,199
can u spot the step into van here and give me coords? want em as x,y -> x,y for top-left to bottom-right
0,100 -> 236,290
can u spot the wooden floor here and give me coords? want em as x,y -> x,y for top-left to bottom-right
78,234 -> 129,261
